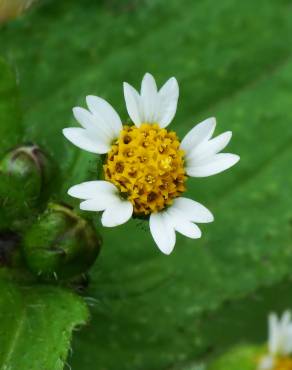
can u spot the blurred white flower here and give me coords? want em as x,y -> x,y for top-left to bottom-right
63,73 -> 239,254
259,311 -> 292,369
259,355 -> 275,370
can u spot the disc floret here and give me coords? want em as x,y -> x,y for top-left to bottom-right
104,123 -> 186,215
273,357 -> 292,370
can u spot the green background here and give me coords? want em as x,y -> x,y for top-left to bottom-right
1,0 -> 292,369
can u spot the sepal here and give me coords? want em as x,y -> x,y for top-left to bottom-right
23,202 -> 102,280
0,145 -> 54,229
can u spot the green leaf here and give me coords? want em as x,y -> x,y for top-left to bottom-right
198,280 -> 292,368
1,0 -> 291,193
0,269 -> 89,370
172,279 -> 292,370
1,0 -> 292,369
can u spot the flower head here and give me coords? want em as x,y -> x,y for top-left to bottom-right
63,73 -> 239,254
259,311 -> 292,370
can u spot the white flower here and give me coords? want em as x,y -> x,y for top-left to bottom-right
63,73 -> 239,254
258,355 -> 274,370
258,311 -> 292,369
269,311 -> 292,356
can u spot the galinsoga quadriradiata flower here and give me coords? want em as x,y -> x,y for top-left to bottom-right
258,311 -> 292,370
63,73 -> 239,254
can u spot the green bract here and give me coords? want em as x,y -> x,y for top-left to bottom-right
23,203 -> 102,280
0,145 -> 54,230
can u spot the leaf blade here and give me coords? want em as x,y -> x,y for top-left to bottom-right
0,270 -> 89,370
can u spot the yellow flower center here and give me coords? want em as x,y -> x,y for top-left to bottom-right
104,123 -> 187,216
274,357 -> 292,370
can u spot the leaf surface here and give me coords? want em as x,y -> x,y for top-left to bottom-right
0,270 -> 89,370
0,0 -> 292,369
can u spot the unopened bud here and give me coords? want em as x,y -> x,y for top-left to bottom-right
0,145 -> 54,229
23,203 -> 102,280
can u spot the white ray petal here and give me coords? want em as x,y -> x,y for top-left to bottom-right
186,153 -> 240,177
101,199 -> 133,227
266,311 -> 292,356
80,197 -> 117,212
149,212 -> 176,255
180,117 -> 216,154
283,326 -> 292,355
72,106 -> 116,146
86,95 -> 122,137
281,311 -> 292,329
72,107 -> 95,130
258,355 -> 274,370
172,197 -> 214,223
279,311 -> 292,355
63,127 -> 110,154
123,82 -> 143,126
141,73 -> 157,95
140,73 -> 158,124
167,206 -> 201,239
174,220 -> 201,239
268,313 -> 279,355
187,131 -> 232,162
157,77 -> 179,128
68,180 -> 117,200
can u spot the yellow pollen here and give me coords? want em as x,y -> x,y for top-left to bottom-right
274,357 -> 292,370
104,123 -> 187,215
160,157 -> 172,170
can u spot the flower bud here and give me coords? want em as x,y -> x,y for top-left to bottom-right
23,203 -> 102,280
0,145 -> 54,229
